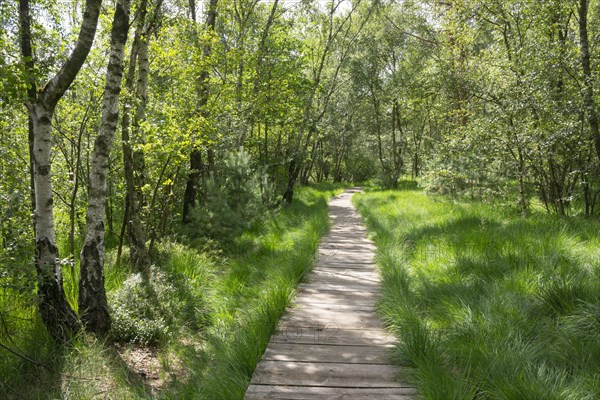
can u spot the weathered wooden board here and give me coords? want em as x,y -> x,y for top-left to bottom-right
280,306 -> 382,327
311,268 -> 381,282
295,287 -> 380,301
261,343 -> 391,364
269,328 -> 395,347
291,300 -> 376,312
252,361 -> 408,387
300,282 -> 380,292
245,385 -> 415,400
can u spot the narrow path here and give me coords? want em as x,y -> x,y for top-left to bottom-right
245,188 -> 415,399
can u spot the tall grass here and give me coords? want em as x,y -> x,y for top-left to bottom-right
0,183 -> 343,399
171,184 -> 341,399
354,186 -> 600,400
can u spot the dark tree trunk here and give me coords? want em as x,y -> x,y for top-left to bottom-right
183,148 -> 202,223
579,0 -> 600,164
283,161 -> 300,205
183,0 -> 219,223
116,194 -> 129,263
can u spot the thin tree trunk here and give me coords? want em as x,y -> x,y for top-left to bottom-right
183,0 -> 219,223
579,0 -> 600,164
79,0 -> 131,334
18,0 -> 37,225
116,194 -> 129,263
121,0 -> 161,272
237,0 -> 279,148
393,99 -> 405,184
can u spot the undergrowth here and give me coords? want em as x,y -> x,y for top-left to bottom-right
0,183 -> 343,399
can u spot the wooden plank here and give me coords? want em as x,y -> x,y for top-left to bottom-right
294,292 -> 378,307
252,361 -> 408,388
311,268 -> 381,282
300,282 -> 379,292
316,253 -> 375,264
245,385 -> 416,400
307,274 -> 381,288
262,343 -> 392,364
279,309 -> 382,330
270,328 -> 395,347
296,286 -> 380,302
315,261 -> 377,269
291,301 -> 375,312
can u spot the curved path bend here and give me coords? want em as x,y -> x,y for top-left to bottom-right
245,188 -> 415,399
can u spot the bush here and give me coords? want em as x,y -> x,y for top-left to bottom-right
109,268 -> 179,345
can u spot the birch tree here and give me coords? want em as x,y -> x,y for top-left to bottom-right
79,0 -> 132,334
18,0 -> 102,341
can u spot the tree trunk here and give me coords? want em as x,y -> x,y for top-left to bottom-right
579,0 -> 600,164
183,0 -> 219,223
283,161 -> 300,205
32,104 -> 81,340
517,146 -> 528,216
393,99 -> 405,184
20,0 -> 102,341
183,148 -> 202,223
121,0 -> 161,272
116,193 -> 129,263
18,0 -> 37,223
237,0 -> 279,148
79,0 -> 131,335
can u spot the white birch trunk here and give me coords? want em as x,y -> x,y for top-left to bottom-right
79,0 -> 132,334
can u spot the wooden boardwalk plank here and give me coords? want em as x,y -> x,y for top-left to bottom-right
252,361 -> 407,387
245,189 -> 414,399
245,386 -> 416,400
262,343 -> 391,364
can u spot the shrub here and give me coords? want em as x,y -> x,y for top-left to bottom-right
109,268 -> 178,345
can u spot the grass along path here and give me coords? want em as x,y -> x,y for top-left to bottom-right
354,186 -> 600,400
0,184 -> 343,399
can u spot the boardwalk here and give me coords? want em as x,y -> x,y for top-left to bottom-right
245,189 -> 415,399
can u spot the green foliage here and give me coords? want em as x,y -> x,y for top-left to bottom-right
188,149 -> 267,243
109,241 -> 214,346
356,188 -> 600,400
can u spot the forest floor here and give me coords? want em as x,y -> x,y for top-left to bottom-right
0,184 -> 344,399
354,183 -> 600,400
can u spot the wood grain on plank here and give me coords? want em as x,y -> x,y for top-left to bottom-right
245,386 -> 416,400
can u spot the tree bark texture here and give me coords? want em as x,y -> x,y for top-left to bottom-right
21,0 -> 102,341
79,0 -> 132,335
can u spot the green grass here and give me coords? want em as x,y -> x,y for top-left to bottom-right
0,183 -> 344,399
354,185 -> 600,400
